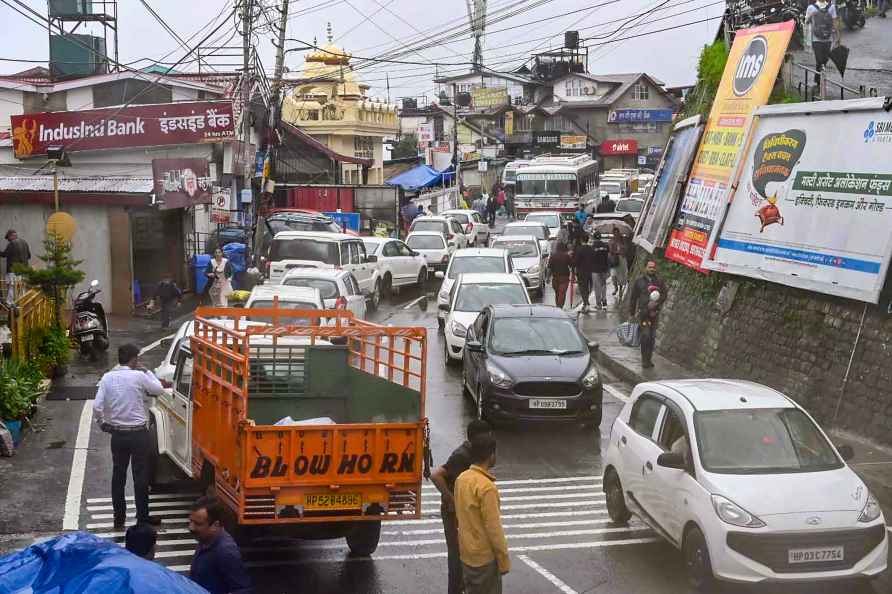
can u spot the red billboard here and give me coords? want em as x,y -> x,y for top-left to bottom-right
11,101 -> 235,159
600,139 -> 638,155
152,158 -> 214,210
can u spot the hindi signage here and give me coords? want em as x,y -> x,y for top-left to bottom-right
471,87 -> 509,109
703,98 -> 892,303
152,158 -> 213,210
11,100 -> 235,159
416,123 -> 434,143
608,109 -> 674,124
560,134 -> 587,149
664,21 -> 793,271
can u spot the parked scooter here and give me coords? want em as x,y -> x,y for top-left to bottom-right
71,279 -> 109,360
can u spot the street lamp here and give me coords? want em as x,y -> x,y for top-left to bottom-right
46,146 -> 70,212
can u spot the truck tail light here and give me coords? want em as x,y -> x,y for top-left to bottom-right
335,296 -> 347,309
448,233 -> 455,240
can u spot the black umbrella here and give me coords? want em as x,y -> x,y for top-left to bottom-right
829,44 -> 849,78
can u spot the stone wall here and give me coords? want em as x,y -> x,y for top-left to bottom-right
646,256 -> 892,447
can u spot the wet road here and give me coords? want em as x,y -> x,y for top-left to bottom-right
68,276 -> 889,594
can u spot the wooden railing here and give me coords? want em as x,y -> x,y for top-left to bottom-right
1,286 -> 56,360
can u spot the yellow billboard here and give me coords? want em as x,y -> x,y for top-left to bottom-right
471,87 -> 509,109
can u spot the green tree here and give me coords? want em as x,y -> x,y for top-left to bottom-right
391,133 -> 420,159
15,232 -> 85,326
681,40 -> 729,119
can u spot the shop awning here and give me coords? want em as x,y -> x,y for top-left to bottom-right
385,164 -> 455,191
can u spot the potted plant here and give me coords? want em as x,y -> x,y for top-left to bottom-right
0,359 -> 44,446
27,326 -> 72,378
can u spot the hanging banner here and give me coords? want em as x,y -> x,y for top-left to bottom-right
703,98 -> 892,303
635,116 -> 704,253
664,21 -> 794,271
152,158 -> 213,210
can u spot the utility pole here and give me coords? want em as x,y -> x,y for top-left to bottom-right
452,84 -> 462,193
240,0 -> 254,222
264,0 -> 290,199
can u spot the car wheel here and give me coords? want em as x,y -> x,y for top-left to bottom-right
444,340 -> 458,367
417,267 -> 427,287
370,280 -> 381,311
684,525 -> 716,591
604,469 -> 631,524
382,273 -> 393,297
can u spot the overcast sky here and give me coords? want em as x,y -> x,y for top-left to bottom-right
1,0 -> 723,101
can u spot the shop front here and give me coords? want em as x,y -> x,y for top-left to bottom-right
599,138 -> 639,170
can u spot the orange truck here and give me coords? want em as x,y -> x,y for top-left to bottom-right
149,307 -> 429,555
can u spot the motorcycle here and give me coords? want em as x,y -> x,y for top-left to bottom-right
71,279 -> 109,360
839,0 -> 866,30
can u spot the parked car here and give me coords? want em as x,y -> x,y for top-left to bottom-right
602,379 -> 887,588
435,248 -> 514,331
204,226 -> 247,254
523,211 -> 562,241
244,285 -> 324,324
362,236 -> 428,294
253,210 -> 348,269
461,304 -> 602,425
441,209 -> 489,246
441,273 -> 530,364
408,216 -> 471,250
405,231 -> 453,275
266,231 -> 382,309
616,197 -> 644,224
490,235 -> 545,296
280,268 -> 366,319
501,221 -> 552,258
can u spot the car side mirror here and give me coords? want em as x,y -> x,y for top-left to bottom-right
588,341 -> 599,352
657,451 -> 686,470
466,340 -> 484,352
837,444 -> 854,461
434,271 -> 445,279
366,255 -> 378,263
438,303 -> 450,313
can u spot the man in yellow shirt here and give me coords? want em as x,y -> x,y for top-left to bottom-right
454,435 -> 509,594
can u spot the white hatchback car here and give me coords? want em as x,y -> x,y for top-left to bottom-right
603,379 -> 887,588
441,209 -> 489,246
408,216 -> 471,250
362,236 -> 428,294
405,231 -> 453,274
244,285 -> 324,324
440,272 -> 530,364
280,268 -> 366,320
435,248 -> 513,331
523,211 -> 562,242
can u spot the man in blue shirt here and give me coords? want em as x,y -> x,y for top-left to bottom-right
574,204 -> 587,227
189,496 -> 252,594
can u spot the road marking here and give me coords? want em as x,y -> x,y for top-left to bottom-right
853,461 -> 892,466
519,554 -> 579,594
139,332 -> 176,355
603,384 -> 630,403
384,519 -> 645,536
94,527 -> 192,539
86,493 -> 201,504
63,401 -> 94,530
89,508 -> 195,520
87,499 -> 201,512
87,517 -> 190,529
402,295 -> 427,310
421,482 -> 601,495
387,510 -> 608,526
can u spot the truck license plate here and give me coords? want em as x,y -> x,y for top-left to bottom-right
305,493 -> 361,510
788,546 -> 844,564
529,399 -> 567,409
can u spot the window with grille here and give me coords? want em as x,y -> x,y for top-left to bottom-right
354,136 -> 374,159
633,84 -> 649,100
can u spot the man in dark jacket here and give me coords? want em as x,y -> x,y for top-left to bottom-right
549,242 -> 573,309
153,273 -> 182,329
189,496 -> 252,594
3,229 -> 30,304
628,260 -> 667,368
595,195 -> 616,213
590,233 -> 611,310
573,235 -> 596,313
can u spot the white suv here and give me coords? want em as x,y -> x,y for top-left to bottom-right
603,379 -> 887,588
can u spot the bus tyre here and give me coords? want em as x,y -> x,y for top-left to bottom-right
347,520 -> 382,556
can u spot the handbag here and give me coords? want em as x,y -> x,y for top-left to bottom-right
616,321 -> 640,347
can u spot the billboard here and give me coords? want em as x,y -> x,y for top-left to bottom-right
703,98 -> 892,303
560,134 -> 587,149
608,109 -> 674,124
11,101 -> 235,158
600,139 -> 638,155
471,87 -> 509,109
664,21 -> 794,271
635,115 -> 703,252
416,123 -> 434,143
152,158 -> 214,210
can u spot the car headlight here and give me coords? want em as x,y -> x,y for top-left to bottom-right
527,264 -> 539,274
858,490 -> 882,523
711,494 -> 766,528
486,363 -> 513,389
450,320 -> 467,338
581,365 -> 600,389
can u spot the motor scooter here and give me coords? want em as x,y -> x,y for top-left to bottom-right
71,279 -> 109,360
839,0 -> 866,30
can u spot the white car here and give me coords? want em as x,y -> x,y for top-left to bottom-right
490,235 -> 545,296
409,216 -> 471,250
362,237 -> 428,294
440,273 -> 530,363
603,379 -> 887,588
501,221 -> 552,258
405,231 -> 453,275
280,268 -> 366,320
244,285 -> 324,324
441,209 -> 489,246
523,211 -> 562,242
435,248 -> 514,330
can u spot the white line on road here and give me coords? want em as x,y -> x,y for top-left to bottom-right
402,295 -> 427,310
421,482 -> 601,495
87,500 -> 201,512
386,509 -> 608,526
603,384 -> 630,403
385,520 -> 648,536
87,517 -> 190,529
63,401 -> 93,530
94,527 -> 192,539
139,333 -> 175,355
89,508 -> 195,520
519,554 -> 579,594
86,493 -> 201,504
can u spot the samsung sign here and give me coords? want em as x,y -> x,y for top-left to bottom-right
608,109 -> 674,124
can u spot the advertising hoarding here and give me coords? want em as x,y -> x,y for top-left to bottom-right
664,21 -> 793,271
471,87 -> 509,109
560,135 -> 587,149
416,123 -> 434,143
11,101 -> 235,158
152,158 -> 214,210
634,115 -> 703,252
703,98 -> 892,303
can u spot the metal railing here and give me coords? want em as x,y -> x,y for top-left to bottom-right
792,62 -> 866,102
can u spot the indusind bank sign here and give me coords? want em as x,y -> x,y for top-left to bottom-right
10,100 -> 235,159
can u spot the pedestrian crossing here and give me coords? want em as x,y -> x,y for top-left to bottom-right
82,474 -> 658,573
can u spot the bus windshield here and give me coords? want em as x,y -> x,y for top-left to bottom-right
516,174 -> 578,196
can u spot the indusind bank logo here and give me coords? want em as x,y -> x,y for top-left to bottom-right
864,120 -> 892,143
38,118 -> 146,143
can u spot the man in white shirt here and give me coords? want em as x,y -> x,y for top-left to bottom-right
93,343 -> 169,529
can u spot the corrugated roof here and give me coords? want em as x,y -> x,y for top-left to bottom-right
0,176 -> 154,193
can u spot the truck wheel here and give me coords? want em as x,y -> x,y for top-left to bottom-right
347,520 -> 382,556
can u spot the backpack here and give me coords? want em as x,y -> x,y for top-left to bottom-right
812,5 -> 834,42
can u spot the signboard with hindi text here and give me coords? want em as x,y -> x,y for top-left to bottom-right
703,98 -> 892,303
664,21 -> 793,271
152,158 -> 213,210
11,101 -> 234,159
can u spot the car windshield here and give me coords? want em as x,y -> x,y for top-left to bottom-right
445,213 -> 470,224
617,199 -> 643,213
270,238 -> 339,264
448,257 -> 507,279
525,214 -> 560,229
493,241 -> 537,257
247,300 -> 318,324
503,170 -> 517,182
282,278 -> 339,299
454,283 -> 527,312
407,235 -> 445,250
411,220 -> 447,234
267,217 -> 339,234
505,225 -> 545,239
490,317 -> 586,355
695,408 -> 842,474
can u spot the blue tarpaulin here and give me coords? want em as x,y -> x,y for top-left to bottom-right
0,532 -> 208,594
385,165 -> 455,191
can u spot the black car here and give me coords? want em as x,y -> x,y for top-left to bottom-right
461,304 -> 603,426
